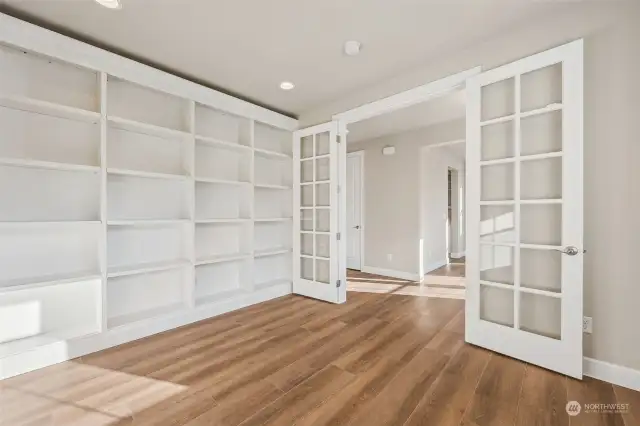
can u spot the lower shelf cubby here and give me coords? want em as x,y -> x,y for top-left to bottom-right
0,277 -> 101,358
254,187 -> 292,220
254,252 -> 292,291
107,222 -> 191,276
107,268 -> 188,329
195,222 -> 252,264
195,259 -> 252,306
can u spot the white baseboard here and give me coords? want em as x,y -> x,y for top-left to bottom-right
361,266 -> 420,281
584,357 -> 640,391
423,259 -> 448,275
450,251 -> 466,259
0,283 -> 292,380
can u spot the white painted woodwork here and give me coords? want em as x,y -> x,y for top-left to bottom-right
0,23 -> 295,380
346,152 -> 363,270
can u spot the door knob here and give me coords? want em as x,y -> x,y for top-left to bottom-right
555,246 -> 582,256
354,225 -> 360,229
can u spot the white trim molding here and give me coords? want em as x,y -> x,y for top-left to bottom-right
450,251 -> 466,259
361,266 -> 420,282
584,357 -> 640,392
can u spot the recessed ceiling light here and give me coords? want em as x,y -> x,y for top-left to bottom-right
94,0 -> 122,9
344,40 -> 362,56
280,81 -> 295,91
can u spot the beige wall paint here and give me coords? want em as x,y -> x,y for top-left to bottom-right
319,2 -> 640,371
348,120 -> 464,278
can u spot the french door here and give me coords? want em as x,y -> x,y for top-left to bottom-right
466,40 -> 584,378
292,121 -> 346,303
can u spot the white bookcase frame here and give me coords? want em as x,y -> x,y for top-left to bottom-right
0,13 -> 297,380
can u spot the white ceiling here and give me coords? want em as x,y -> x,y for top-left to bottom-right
346,90 -> 465,143
0,0 -> 573,117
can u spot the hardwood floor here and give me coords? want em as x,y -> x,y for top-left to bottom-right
429,257 -> 466,278
1,292 -> 638,426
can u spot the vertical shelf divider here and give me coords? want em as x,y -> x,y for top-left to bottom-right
187,100 -> 196,309
249,119 -> 256,291
99,72 -> 108,332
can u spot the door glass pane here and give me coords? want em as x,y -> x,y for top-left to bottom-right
316,183 -> 330,206
521,110 -> 562,156
481,163 -> 514,201
301,136 -> 313,159
481,77 -> 515,121
316,234 -> 330,258
480,205 -> 515,243
316,209 -> 330,232
520,292 -> 561,339
481,121 -> 514,161
316,157 -> 329,182
301,185 -> 313,207
521,249 -> 561,293
316,132 -> 330,156
480,244 -> 514,285
316,259 -> 330,283
521,205 -> 561,246
521,157 -> 562,200
301,209 -> 313,231
301,234 -> 313,256
301,257 -> 313,280
480,284 -> 514,327
301,160 -> 313,183
521,63 -> 562,113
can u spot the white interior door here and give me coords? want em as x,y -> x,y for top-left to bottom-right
466,40 -> 584,378
293,121 -> 346,303
346,152 -> 362,270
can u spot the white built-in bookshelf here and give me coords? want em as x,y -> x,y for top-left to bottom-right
0,38 -> 294,377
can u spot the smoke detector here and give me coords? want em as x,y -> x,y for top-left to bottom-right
344,41 -> 362,56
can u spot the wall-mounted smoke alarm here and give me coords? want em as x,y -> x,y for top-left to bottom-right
344,41 -> 362,56
382,146 -> 395,156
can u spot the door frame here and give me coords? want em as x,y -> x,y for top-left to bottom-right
333,67 -> 481,280
346,150 -> 365,271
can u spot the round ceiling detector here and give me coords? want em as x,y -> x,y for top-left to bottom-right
344,40 -> 362,56
280,81 -> 295,91
94,0 -> 122,9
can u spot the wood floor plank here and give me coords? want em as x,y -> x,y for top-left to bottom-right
403,344 -> 491,426
2,275 -> 638,426
613,385 -> 640,426
460,353 -> 527,426
567,377 -> 626,426
239,365 -> 354,426
347,346 -> 451,426
514,365 -> 569,426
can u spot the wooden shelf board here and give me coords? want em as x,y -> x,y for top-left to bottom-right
254,248 -> 291,258
107,303 -> 185,329
0,95 -> 100,123
0,157 -> 100,173
0,221 -> 101,228
107,219 -> 191,226
195,253 -> 251,266
254,147 -> 292,160
254,183 -> 292,190
108,115 -> 191,140
0,271 -> 101,294
195,218 -> 251,224
0,324 -> 101,358
195,177 -> 251,186
107,259 -> 191,278
254,279 -> 291,291
107,168 -> 189,181
195,135 -> 252,152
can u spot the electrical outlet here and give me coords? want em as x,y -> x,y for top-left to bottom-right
387,253 -> 393,261
583,316 -> 593,334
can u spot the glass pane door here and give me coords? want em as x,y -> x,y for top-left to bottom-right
467,40 -> 583,378
293,122 -> 344,303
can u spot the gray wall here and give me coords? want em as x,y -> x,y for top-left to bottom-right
309,3 -> 640,372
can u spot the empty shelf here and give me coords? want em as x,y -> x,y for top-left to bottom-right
195,135 -> 252,152
255,218 -> 292,223
0,271 -> 101,293
195,177 -> 251,186
254,183 -> 291,190
254,279 -> 291,291
108,115 -> 191,140
254,248 -> 291,258
108,303 -> 185,329
195,218 -> 251,224
107,259 -> 191,278
108,219 -> 191,226
195,289 -> 249,307
0,157 -> 100,173
0,95 -> 101,123
0,324 -> 100,358
108,168 -> 189,181
254,147 -> 292,160
195,253 -> 251,266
